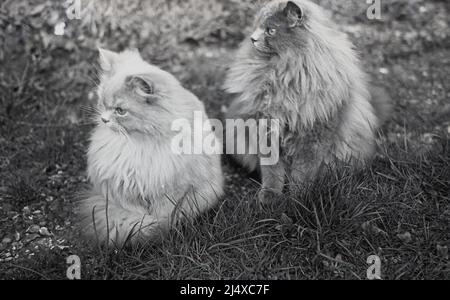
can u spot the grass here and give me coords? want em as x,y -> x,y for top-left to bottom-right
88,141 -> 449,280
0,0 -> 449,280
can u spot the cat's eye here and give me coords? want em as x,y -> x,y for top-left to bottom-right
115,107 -> 127,116
266,28 -> 277,36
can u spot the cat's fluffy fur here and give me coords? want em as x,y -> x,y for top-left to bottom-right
224,0 -> 390,203
78,49 -> 224,246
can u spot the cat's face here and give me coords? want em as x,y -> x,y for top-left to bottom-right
250,1 -> 310,55
95,49 -> 181,137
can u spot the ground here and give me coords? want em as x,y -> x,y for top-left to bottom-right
0,0 -> 449,280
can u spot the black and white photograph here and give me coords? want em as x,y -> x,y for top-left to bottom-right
0,0 -> 449,283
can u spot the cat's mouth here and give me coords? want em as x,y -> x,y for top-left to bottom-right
251,40 -> 276,56
101,121 -> 124,134
99,115 -> 122,133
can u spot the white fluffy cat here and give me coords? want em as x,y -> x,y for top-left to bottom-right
78,49 -> 224,247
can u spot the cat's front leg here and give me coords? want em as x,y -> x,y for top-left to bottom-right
258,161 -> 286,206
257,115 -> 285,206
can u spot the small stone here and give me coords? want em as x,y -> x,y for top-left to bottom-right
397,232 -> 412,244
447,126 -> 450,135
22,206 -> 31,214
33,210 -> 42,215
27,225 -> 40,234
379,68 -> 390,75
23,234 -> 40,244
2,238 -> 12,244
421,133 -> 435,144
39,227 -> 52,237
11,242 -> 23,251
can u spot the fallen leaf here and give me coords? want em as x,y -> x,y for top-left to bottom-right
437,245 -> 449,259
397,232 -> 412,244
30,4 -> 46,16
280,213 -> 293,225
39,227 -> 52,237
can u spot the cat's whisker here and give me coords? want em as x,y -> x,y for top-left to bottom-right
78,113 -> 101,123
80,104 -> 99,111
84,110 -> 101,118
77,123 -> 99,127
80,105 -> 101,117
89,62 -> 101,73
87,76 -> 100,88
80,116 -> 100,125
88,62 -> 102,81
118,127 -> 132,143
80,110 -> 100,118
79,114 -> 101,127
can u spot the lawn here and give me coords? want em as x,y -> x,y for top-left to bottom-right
0,0 -> 449,280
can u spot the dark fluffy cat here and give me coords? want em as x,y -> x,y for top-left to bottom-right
224,0 -> 391,204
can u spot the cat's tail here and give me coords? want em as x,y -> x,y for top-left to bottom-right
76,194 -> 167,247
370,85 -> 393,128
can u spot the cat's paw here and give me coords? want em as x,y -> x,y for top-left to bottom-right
258,189 -> 282,207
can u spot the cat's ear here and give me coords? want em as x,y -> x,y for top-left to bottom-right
129,48 -> 140,56
283,1 -> 303,27
126,76 -> 154,99
124,48 -> 142,59
98,48 -> 119,72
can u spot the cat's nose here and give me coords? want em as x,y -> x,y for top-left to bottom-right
251,29 -> 264,44
100,112 -> 111,124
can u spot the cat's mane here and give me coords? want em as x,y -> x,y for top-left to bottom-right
224,0 -> 380,170
224,0 -> 374,131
